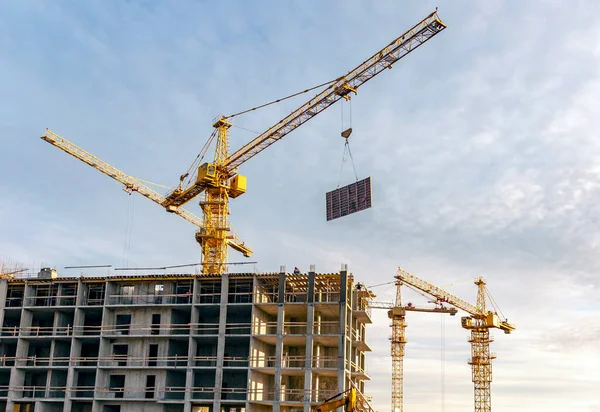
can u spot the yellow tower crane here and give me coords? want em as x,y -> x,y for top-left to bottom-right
369,280 -> 457,412
395,267 -> 515,412
41,10 -> 446,274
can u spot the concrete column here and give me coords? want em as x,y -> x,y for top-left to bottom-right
183,276 -> 201,412
245,274 -> 260,412
304,266 -> 316,412
5,281 -> 27,412
0,280 -> 7,328
273,268 -> 286,412
338,264 -> 348,393
213,273 -> 229,412
64,280 -> 85,412
92,281 -> 114,412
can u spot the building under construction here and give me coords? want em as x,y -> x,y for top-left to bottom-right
0,265 -> 373,412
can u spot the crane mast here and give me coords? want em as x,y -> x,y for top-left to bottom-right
390,280 -> 406,412
395,267 -> 514,412
41,10 -> 446,274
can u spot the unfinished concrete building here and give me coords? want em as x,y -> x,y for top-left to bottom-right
0,265 -> 373,412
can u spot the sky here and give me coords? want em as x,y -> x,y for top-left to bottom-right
1,0 -> 599,411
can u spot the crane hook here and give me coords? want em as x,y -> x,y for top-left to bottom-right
341,128 -> 353,140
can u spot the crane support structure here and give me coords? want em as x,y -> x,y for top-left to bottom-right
40,129 -> 252,259
369,293 -> 457,412
395,267 -> 515,412
41,9 -> 446,274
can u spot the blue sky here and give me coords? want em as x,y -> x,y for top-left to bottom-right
2,1 -> 600,411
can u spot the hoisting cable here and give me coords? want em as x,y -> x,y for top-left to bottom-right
337,99 -> 359,188
231,124 -> 261,135
403,283 -> 439,303
180,128 -> 218,189
367,280 -> 396,289
129,176 -> 172,190
485,288 -> 506,320
223,77 -> 339,120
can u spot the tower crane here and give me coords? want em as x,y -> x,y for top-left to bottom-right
395,267 -> 515,412
369,281 -> 457,412
41,10 -> 446,274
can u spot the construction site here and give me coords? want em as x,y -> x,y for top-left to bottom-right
0,5 -> 527,412
0,266 -> 376,412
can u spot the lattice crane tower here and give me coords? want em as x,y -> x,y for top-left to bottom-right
369,282 -> 457,412
395,267 -> 515,412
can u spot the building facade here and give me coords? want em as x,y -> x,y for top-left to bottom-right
0,265 -> 373,412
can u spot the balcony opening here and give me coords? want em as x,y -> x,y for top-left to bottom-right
175,280 -> 193,303
148,344 -> 158,367
86,284 -> 105,305
75,370 -> 96,398
1,312 -> 20,337
113,344 -> 128,366
82,312 -> 102,335
5,285 -> 24,307
30,312 -> 54,336
60,283 -> 78,306
145,375 -> 156,399
151,314 -> 161,335
109,375 -> 125,398
198,280 -> 221,304
0,342 -> 16,367
79,342 -> 100,367
32,284 -> 58,306
116,314 -> 131,335
167,340 -> 187,367
228,278 -> 252,304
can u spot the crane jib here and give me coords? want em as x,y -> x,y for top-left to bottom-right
224,10 -> 446,172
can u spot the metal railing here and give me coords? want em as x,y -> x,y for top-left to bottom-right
4,297 -> 23,307
247,388 -> 338,403
254,288 -> 343,304
1,321 -> 344,338
1,354 -> 340,369
254,287 -> 278,303
108,293 -> 193,305
314,291 -> 340,303
24,295 -> 76,307
252,320 -> 278,335
83,297 -> 105,306
100,323 -> 191,336
252,320 -> 340,335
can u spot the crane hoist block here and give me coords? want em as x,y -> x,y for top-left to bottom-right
229,174 -> 247,198
196,163 -> 217,186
